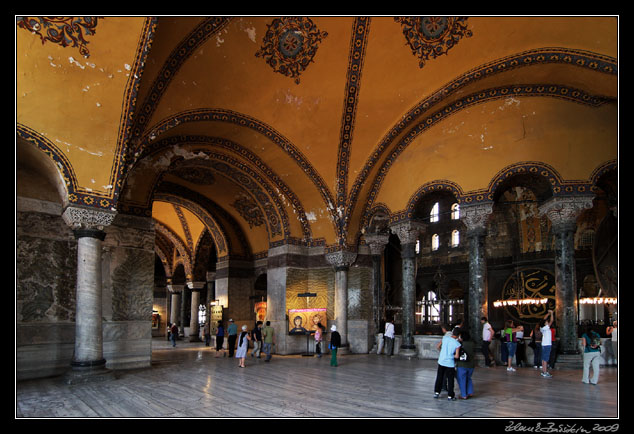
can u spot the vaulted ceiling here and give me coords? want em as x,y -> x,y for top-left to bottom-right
16,16 -> 618,265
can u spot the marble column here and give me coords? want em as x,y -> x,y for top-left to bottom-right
325,249 -> 358,351
169,285 -> 183,327
61,205 -> 115,384
188,282 -> 205,341
539,195 -> 594,354
389,220 -> 425,356
364,232 -> 390,335
461,202 -> 493,346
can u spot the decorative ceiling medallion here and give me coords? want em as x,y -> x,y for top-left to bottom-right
17,16 -> 100,57
395,17 -> 472,68
255,17 -> 328,84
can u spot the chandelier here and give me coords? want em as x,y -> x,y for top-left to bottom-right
579,297 -> 617,305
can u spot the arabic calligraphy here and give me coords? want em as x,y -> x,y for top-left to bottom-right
500,269 -> 556,321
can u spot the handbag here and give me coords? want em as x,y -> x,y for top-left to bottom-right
458,346 -> 469,362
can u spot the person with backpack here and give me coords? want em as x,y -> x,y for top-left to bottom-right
581,325 -> 602,385
456,329 -> 476,399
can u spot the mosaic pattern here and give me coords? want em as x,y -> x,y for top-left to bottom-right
255,17 -> 328,84
335,17 -> 370,242
171,166 -> 215,185
232,195 -> 266,229
395,17 -> 472,68
17,17 -> 100,57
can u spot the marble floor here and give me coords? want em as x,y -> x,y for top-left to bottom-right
15,338 -> 619,420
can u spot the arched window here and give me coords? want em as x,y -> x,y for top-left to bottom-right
432,234 -> 439,251
451,230 -> 460,247
430,202 -> 439,222
451,203 -> 460,220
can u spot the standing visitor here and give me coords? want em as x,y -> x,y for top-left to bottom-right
227,319 -> 238,357
251,321 -> 263,358
529,323 -> 543,369
215,320 -> 226,357
170,323 -> 179,347
539,310 -> 554,378
329,325 -> 341,367
433,325 -> 461,401
315,322 -> 324,358
203,321 -> 211,347
515,324 -> 526,367
235,325 -> 251,368
504,320 -> 519,372
384,319 -> 395,356
606,320 -> 617,366
456,329 -> 476,399
262,321 -> 275,362
581,326 -> 602,384
480,317 -> 495,367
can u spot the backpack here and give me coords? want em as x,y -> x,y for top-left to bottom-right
589,332 -> 601,349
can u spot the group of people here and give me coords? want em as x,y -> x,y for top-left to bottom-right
206,319 -> 343,368
432,311 -> 617,401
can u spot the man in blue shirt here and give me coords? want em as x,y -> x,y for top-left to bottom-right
227,319 -> 238,357
434,325 -> 462,401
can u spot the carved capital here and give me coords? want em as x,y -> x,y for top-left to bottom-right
389,220 -> 425,245
62,205 -> 116,231
187,281 -> 206,291
364,233 -> 390,256
168,284 -> 185,294
538,195 -> 594,232
460,202 -> 493,234
325,249 -> 357,270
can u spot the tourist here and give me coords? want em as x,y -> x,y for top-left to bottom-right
606,320 -> 617,366
529,323 -> 543,369
251,321 -> 263,358
235,325 -> 251,368
329,325 -> 341,367
315,322 -> 324,358
384,319 -> 395,356
215,320 -> 226,357
170,323 -> 179,347
227,319 -> 238,357
433,325 -> 461,401
504,320 -> 519,371
581,325 -> 602,384
539,310 -> 554,378
480,317 -> 495,367
262,320 -> 275,362
203,321 -> 211,347
456,329 -> 476,399
515,324 -> 526,367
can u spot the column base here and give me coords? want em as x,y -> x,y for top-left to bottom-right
189,336 -> 202,342
63,359 -> 115,385
399,345 -> 417,359
554,353 -> 583,370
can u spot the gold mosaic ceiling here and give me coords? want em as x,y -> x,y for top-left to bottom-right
16,16 -> 618,259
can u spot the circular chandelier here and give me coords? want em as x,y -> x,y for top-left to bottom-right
493,297 -> 548,308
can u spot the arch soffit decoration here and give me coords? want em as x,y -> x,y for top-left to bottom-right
154,220 -> 193,280
372,159 -> 617,229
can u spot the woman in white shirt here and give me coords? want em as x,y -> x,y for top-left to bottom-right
539,310 -> 554,378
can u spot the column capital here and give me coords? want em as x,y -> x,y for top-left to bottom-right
187,281 -> 206,291
325,249 -> 357,270
460,202 -> 493,235
168,284 -> 185,293
62,205 -> 116,231
389,220 -> 425,245
539,195 -> 594,232
363,232 -> 390,256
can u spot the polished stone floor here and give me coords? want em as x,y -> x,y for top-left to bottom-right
15,338 -> 619,420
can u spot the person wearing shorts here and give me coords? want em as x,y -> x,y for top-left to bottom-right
539,310 -> 554,378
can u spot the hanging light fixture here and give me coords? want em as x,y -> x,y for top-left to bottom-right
579,296 -> 617,305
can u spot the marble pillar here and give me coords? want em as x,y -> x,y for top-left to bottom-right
364,232 -> 390,335
325,249 -> 358,351
461,202 -> 493,346
188,282 -> 204,341
389,221 -> 425,357
539,195 -> 594,354
169,285 -> 183,327
61,205 -> 115,384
